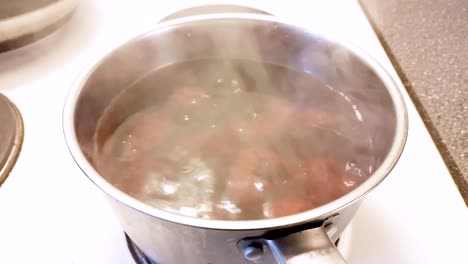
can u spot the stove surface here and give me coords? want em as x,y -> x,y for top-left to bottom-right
0,1 -> 467,264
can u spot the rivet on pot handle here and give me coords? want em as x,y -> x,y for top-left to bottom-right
239,222 -> 346,264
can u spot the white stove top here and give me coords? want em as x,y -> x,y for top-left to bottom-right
0,0 -> 467,263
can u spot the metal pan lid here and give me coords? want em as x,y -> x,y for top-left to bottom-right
0,94 -> 24,186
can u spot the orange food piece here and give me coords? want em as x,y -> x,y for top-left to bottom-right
225,169 -> 264,207
202,130 -> 238,161
270,198 -> 312,218
128,111 -> 174,150
167,87 -> 211,116
289,158 -> 350,203
236,148 -> 282,171
246,116 -> 285,140
292,158 -> 341,183
225,148 -> 283,207
297,108 -> 334,128
173,129 -> 238,163
252,97 -> 294,138
229,97 -> 295,142
111,154 -> 176,196
264,97 -> 295,118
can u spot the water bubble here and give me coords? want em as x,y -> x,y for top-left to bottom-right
160,181 -> 179,195
254,181 -> 264,191
142,176 -> 164,196
196,173 -> 210,181
180,207 -> 198,217
180,164 -> 193,174
262,202 -> 273,218
217,199 -> 242,214
229,79 -> 241,93
186,32 -> 192,37
345,161 -> 364,178
184,114 -> 190,121
344,180 -> 355,187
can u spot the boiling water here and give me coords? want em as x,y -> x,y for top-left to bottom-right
94,59 -> 376,220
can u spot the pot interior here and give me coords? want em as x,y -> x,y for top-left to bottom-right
72,16 -> 398,221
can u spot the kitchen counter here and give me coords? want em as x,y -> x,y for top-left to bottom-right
359,0 -> 468,204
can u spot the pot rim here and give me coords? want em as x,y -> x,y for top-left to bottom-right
63,13 -> 408,231
0,94 -> 24,186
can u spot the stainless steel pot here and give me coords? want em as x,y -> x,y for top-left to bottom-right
63,13 -> 408,263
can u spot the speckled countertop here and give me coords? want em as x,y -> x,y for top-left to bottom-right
359,0 -> 468,203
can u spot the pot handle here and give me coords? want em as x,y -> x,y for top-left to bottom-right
266,226 -> 346,263
239,224 -> 347,264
